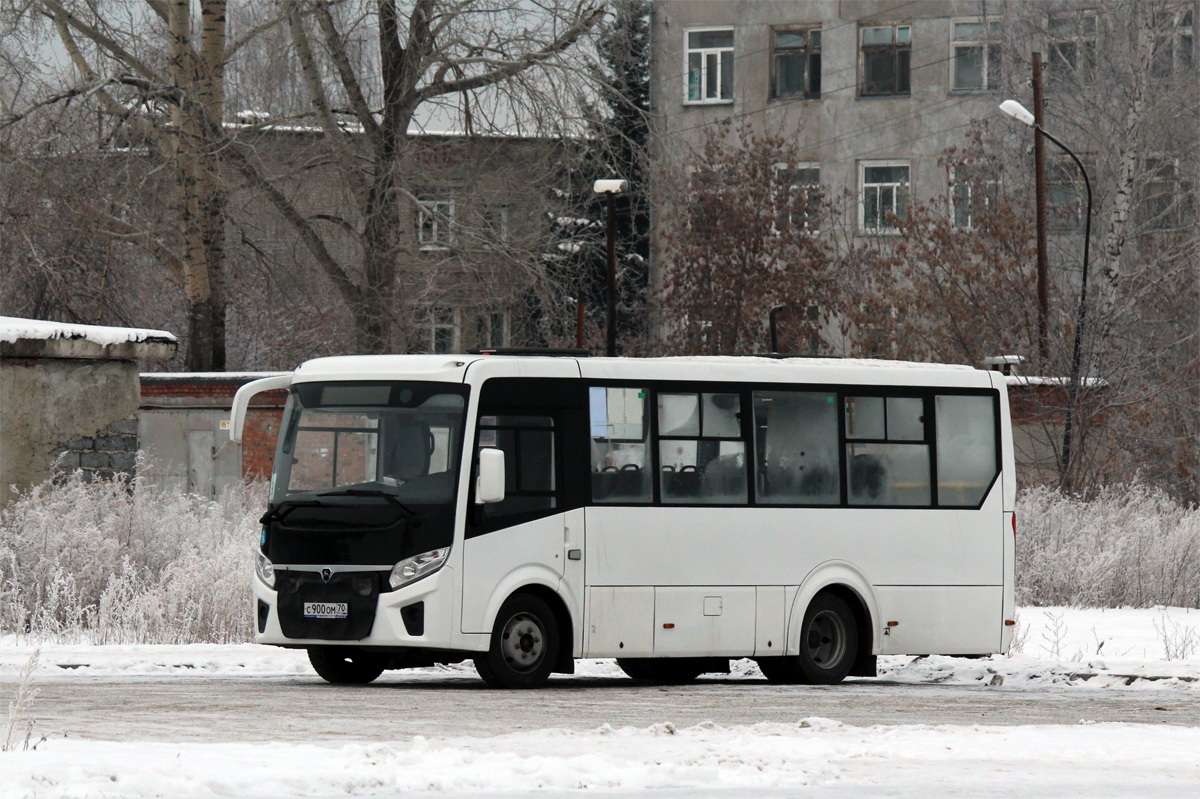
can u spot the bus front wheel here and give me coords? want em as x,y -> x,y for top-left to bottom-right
475,593 -> 560,689
757,593 -> 859,685
307,646 -> 387,685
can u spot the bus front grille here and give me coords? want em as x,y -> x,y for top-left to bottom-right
275,570 -> 380,641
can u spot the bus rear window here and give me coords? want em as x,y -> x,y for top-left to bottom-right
935,395 -> 999,506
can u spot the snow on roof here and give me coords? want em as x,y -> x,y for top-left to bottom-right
1005,375 -> 1109,388
224,117 -> 558,141
0,316 -> 176,346
140,372 -> 287,381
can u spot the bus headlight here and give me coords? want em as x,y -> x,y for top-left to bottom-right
389,548 -> 449,590
255,551 -> 276,589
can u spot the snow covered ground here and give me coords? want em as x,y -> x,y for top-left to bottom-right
2,607 -> 1199,797
3,720 -> 1198,798
4,605 -> 1198,688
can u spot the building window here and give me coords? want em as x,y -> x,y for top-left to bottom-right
775,164 -> 821,233
1152,9 -> 1194,78
418,199 -> 454,249
860,23 -> 911,96
1047,158 -> 1085,230
688,167 -> 734,236
950,168 -> 1000,230
951,19 -> 1002,90
1048,11 -> 1096,82
1140,157 -> 1193,230
686,28 -> 734,103
426,307 -> 459,353
859,161 -> 910,232
479,205 -> 509,250
476,310 -> 508,349
772,28 -> 821,99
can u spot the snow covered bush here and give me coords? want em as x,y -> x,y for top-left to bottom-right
0,468 -> 261,644
1017,485 -> 1200,608
3,470 -> 1197,647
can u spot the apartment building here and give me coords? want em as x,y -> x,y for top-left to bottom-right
650,0 -> 1012,240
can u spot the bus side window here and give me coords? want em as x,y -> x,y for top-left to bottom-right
753,392 -> 839,505
845,396 -> 931,507
657,392 -> 747,505
589,387 -> 651,503
935,395 -> 998,506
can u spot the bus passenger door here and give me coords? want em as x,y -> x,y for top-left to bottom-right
561,507 -> 586,656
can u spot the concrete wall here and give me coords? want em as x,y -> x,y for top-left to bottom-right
651,1 -> 1000,213
0,357 -> 142,504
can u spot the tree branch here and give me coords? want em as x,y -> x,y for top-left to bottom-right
0,81 -> 109,132
312,0 -> 381,147
225,7 -> 289,58
415,4 -> 604,102
41,0 -> 159,81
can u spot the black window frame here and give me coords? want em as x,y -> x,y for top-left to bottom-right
771,27 -> 822,100
582,380 -> 1001,511
859,23 -> 912,97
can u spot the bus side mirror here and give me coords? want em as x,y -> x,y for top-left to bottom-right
476,448 -> 506,504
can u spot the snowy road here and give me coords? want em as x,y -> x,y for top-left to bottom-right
3,608 -> 1200,797
10,671 -> 1200,742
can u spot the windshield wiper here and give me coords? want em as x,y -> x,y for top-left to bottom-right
316,488 -> 417,518
259,499 -> 323,525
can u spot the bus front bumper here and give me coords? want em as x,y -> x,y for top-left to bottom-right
253,566 -> 470,651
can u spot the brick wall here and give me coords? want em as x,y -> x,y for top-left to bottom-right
139,375 -> 287,482
243,393 -> 287,480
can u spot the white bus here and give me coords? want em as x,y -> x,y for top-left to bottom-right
232,353 -> 1016,688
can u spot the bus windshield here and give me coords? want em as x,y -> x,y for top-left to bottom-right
270,382 -> 468,507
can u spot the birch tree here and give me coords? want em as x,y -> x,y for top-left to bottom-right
1,0 -> 254,369
846,0 -> 1198,497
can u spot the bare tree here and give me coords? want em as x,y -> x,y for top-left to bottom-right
842,0 -> 1199,498
227,0 -> 605,353
0,0 -> 254,369
656,120 -> 841,356
2,0 -> 604,363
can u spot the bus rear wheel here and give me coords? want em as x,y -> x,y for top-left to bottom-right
617,658 -> 706,684
475,593 -> 560,689
757,593 -> 858,685
307,647 -> 387,685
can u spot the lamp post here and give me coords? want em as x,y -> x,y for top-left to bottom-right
999,99 -> 1093,484
593,179 -> 628,357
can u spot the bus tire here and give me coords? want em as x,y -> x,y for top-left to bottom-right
757,593 -> 859,685
617,658 -> 705,684
797,593 -> 858,684
475,593 -> 559,689
307,647 -> 387,685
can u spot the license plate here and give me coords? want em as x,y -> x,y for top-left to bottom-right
304,602 -> 348,619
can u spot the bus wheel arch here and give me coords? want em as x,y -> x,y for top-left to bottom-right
788,563 -> 880,672
509,583 -> 575,675
477,581 -> 575,687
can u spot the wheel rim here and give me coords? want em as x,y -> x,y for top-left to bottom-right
500,612 -> 546,673
805,609 -> 847,668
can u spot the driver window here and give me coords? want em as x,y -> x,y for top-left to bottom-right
478,415 -> 557,517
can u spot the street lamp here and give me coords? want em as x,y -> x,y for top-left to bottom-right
593,179 -> 628,357
999,99 -> 1093,483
